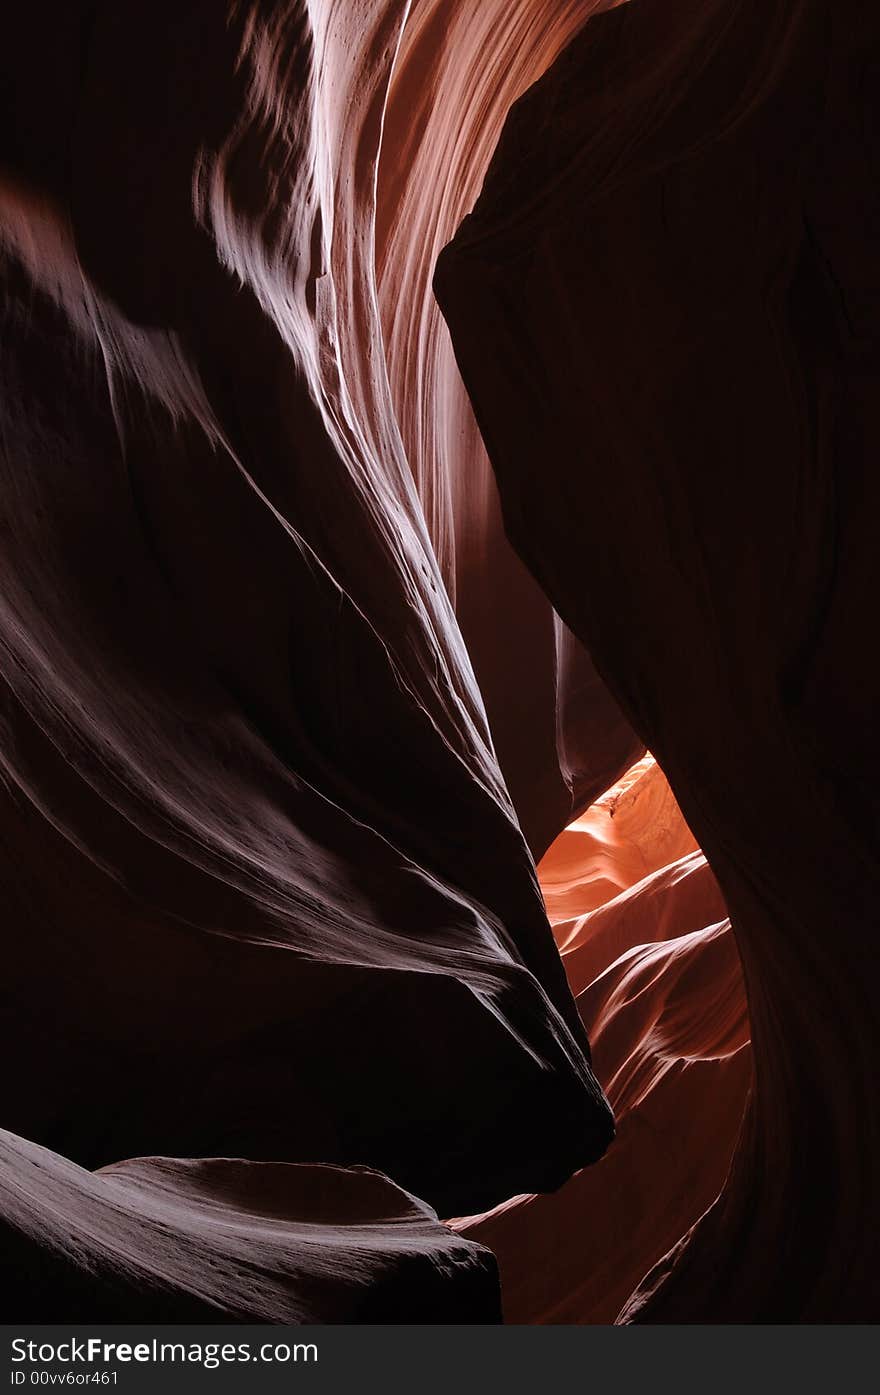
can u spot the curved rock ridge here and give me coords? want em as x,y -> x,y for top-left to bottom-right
541,757 -> 728,998
0,1130 -> 500,1322
437,0 -> 880,1320
0,0 -> 612,1223
4,0 -> 870,1326
377,0 -> 642,857
557,850 -> 726,1001
539,755 -> 700,927
455,773 -> 749,1324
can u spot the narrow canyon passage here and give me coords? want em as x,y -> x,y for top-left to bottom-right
436,0 -> 880,1320
1,0 -> 875,1324
455,758 -> 750,1324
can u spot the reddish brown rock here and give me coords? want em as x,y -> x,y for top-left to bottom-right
4,0 -> 873,1326
459,791 -> 749,1324
437,0 -> 880,1320
377,0 -> 642,857
0,1 -> 612,1231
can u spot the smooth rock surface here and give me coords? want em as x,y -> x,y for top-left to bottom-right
438,0 -> 880,1320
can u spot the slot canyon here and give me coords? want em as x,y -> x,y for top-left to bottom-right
0,0 -> 876,1323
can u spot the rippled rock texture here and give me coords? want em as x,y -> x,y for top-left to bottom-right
1,0 -> 616,1321
377,0 -> 644,859
1,0 -> 873,1323
0,1131 -> 499,1322
1,0 -> 614,1216
457,760 -> 750,1323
